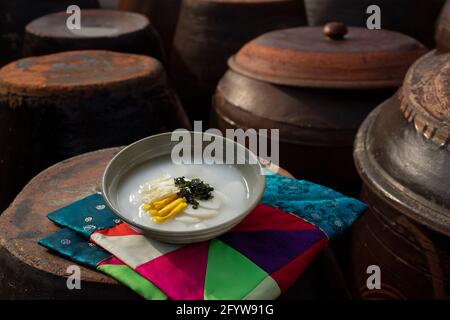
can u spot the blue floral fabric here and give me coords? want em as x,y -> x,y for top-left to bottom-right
47,193 -> 122,238
262,174 -> 367,239
39,228 -> 111,268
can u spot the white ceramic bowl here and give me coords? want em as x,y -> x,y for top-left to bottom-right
102,132 -> 265,243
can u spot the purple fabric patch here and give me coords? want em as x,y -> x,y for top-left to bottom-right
219,229 -> 326,274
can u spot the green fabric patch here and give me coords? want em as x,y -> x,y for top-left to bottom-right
97,264 -> 167,300
204,239 -> 270,300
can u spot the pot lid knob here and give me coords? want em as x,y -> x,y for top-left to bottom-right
323,22 -> 348,40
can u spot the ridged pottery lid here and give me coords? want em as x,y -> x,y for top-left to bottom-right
229,22 -> 428,89
400,51 -> 450,147
436,0 -> 450,52
354,50 -> 450,235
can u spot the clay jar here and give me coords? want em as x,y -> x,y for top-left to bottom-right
117,0 -> 182,56
436,0 -> 450,52
23,9 -> 165,63
351,51 -> 450,299
0,50 -> 190,212
304,0 -> 445,48
0,0 -> 99,66
169,0 -> 307,121
211,23 -> 427,195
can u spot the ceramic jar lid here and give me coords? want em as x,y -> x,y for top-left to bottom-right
400,51 -> 450,148
229,22 -> 428,89
0,50 -> 163,98
26,9 -> 149,39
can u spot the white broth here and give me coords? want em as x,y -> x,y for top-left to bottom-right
116,154 -> 250,232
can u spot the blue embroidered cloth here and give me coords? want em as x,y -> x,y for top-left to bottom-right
47,193 -> 121,238
40,228 -> 110,268
262,174 -> 366,238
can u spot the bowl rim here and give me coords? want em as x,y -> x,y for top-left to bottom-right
102,131 -> 266,236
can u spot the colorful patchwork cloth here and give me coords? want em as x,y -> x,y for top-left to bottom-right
40,227 -> 167,300
39,174 -> 367,299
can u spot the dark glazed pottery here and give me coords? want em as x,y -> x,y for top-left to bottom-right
436,0 -> 450,52
170,0 -> 307,121
0,0 -> 99,66
23,10 -> 165,64
212,24 -> 427,195
304,0 -> 445,48
0,50 -> 190,212
351,51 -> 450,299
118,0 -> 182,56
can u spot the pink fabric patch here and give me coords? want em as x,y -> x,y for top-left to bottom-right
136,242 -> 209,300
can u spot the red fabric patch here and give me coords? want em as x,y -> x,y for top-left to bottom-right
270,238 -> 328,292
93,222 -> 140,237
230,203 -> 317,233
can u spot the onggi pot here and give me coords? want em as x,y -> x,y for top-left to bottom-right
211,23 -> 427,195
169,0 -> 307,121
351,50 -> 450,299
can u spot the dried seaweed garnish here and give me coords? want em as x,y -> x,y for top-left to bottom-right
174,176 -> 214,209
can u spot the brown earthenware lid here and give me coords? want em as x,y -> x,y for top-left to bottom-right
229,22 -> 428,89
436,0 -> 450,52
0,50 -> 163,98
26,9 -> 149,39
399,50 -> 450,148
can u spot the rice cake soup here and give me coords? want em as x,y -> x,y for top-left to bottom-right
116,154 -> 250,231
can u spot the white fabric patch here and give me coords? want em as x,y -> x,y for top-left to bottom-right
91,233 -> 181,269
243,276 -> 281,300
